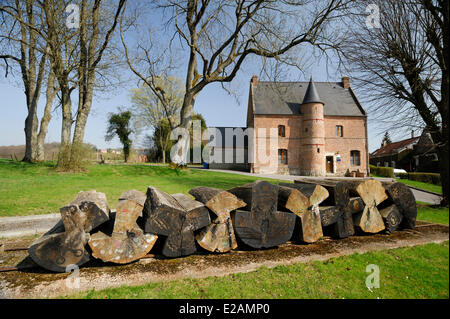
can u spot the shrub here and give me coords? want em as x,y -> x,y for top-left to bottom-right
369,165 -> 394,178
398,172 -> 441,185
56,142 -> 93,172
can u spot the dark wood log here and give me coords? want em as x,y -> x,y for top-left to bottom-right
382,182 -> 417,229
119,189 -> 147,207
278,185 -> 328,243
319,197 -> 364,227
143,187 -> 210,257
66,190 -> 110,232
28,191 -> 110,272
189,187 -> 246,252
88,196 -> 158,264
172,193 -> 211,230
379,204 -> 403,233
228,181 -> 296,248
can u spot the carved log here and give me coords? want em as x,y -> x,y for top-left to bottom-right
353,180 -> 388,233
88,190 -> 157,264
292,181 -> 353,238
382,182 -> 417,229
119,189 -> 146,208
379,204 -> 403,233
228,181 -> 296,249
278,184 -> 328,243
28,190 -> 110,272
319,197 -> 364,227
295,179 -> 388,235
189,187 -> 246,253
143,187 -> 210,257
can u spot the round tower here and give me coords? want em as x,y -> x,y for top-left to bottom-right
300,77 -> 326,176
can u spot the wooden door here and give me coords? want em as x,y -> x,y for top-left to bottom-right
326,156 -> 334,173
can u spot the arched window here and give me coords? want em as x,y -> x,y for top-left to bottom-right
350,150 -> 361,166
278,149 -> 288,164
278,125 -> 285,137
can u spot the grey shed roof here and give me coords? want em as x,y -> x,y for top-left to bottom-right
208,127 -> 249,148
252,81 -> 366,116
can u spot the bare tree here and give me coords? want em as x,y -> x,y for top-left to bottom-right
129,77 -> 183,129
71,0 -> 127,150
342,0 -> 448,205
129,77 -> 184,163
41,0 -> 126,169
39,0 -> 80,162
0,0 -> 56,162
121,0 -> 349,165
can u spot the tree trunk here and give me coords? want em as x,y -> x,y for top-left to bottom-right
22,110 -> 38,162
72,99 -> 92,147
60,88 -> 73,146
173,92 -> 197,165
56,86 -> 73,169
36,70 -> 56,161
437,144 -> 449,207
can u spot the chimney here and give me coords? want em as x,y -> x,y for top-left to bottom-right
251,75 -> 258,85
342,76 -> 350,89
411,130 -> 414,138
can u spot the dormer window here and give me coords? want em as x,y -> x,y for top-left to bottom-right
278,125 -> 285,137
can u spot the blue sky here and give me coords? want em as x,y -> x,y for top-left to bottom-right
0,61 -> 414,153
0,2 -> 415,153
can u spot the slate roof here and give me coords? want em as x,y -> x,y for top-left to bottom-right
371,137 -> 419,157
251,81 -> 366,116
207,127 -> 249,148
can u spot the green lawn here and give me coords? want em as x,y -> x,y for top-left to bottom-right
0,159 -> 447,299
417,202 -> 449,225
66,241 -> 449,299
1,159 -> 448,224
398,179 -> 442,195
0,159 -> 285,216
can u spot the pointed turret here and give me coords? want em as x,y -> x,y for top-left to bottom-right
300,76 -> 326,176
302,77 -> 324,105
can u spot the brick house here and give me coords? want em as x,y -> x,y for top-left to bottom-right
209,76 -> 369,176
370,128 -> 439,172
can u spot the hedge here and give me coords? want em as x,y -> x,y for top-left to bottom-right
397,172 -> 441,186
369,165 -> 394,178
